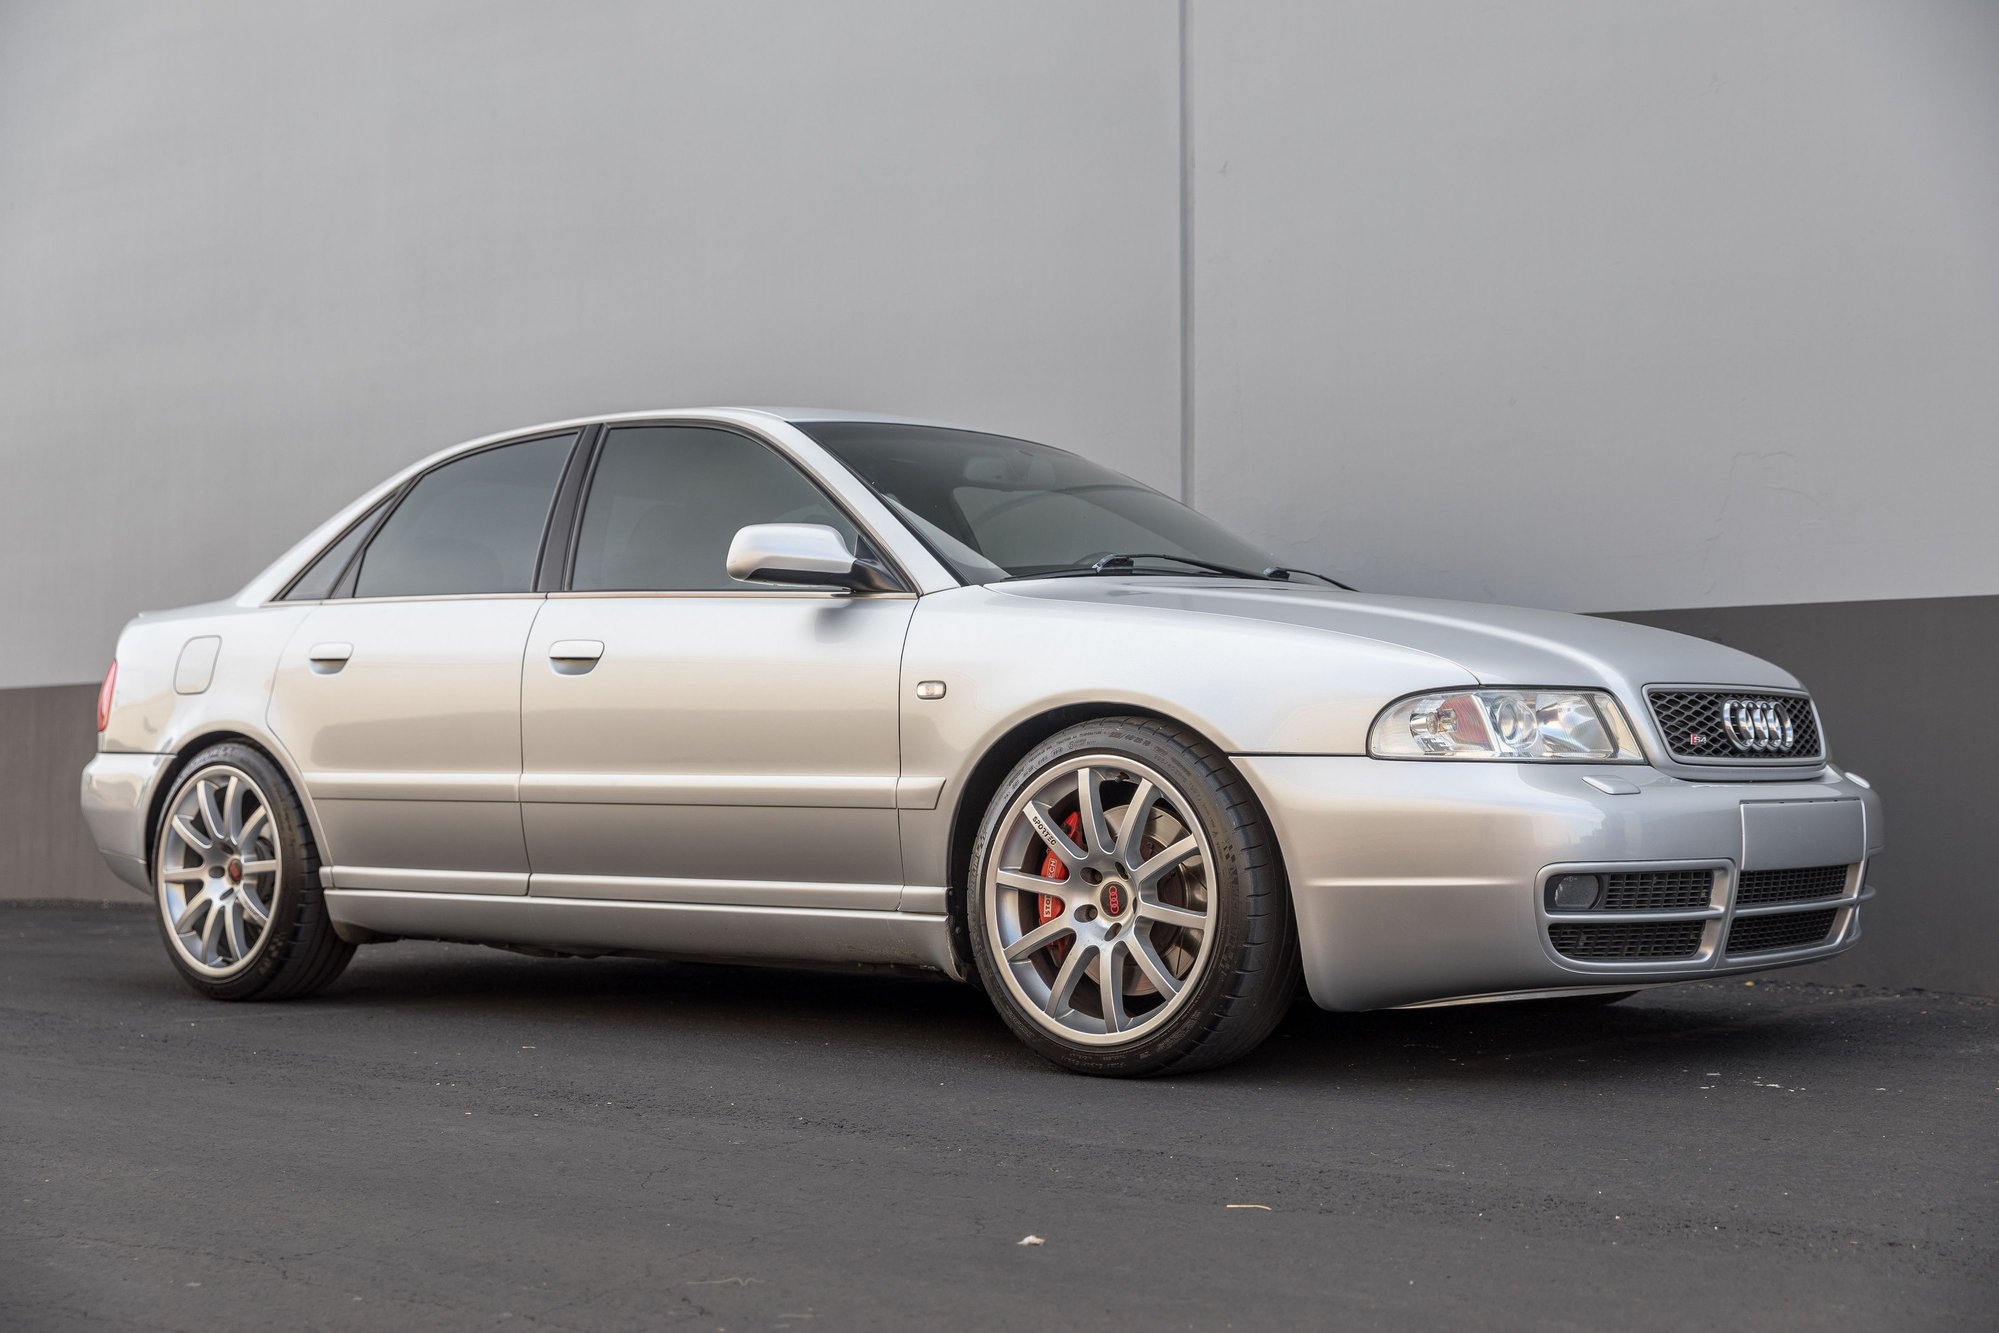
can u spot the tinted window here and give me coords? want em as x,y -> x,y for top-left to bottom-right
571,426 -> 857,591
282,496 -> 390,600
805,422 -> 1280,584
951,485 -> 1216,573
352,434 -> 575,597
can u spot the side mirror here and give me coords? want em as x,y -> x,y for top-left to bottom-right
726,523 -> 903,594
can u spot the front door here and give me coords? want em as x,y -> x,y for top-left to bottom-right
518,423 -> 913,909
267,431 -> 578,893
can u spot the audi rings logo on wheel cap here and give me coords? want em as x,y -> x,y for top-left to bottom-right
1720,698 -> 1796,752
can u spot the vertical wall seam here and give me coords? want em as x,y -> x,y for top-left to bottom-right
1178,0 -> 1194,505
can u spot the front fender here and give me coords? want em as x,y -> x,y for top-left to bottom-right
894,586 -> 1463,891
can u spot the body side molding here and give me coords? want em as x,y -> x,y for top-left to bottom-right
324,888 -> 960,976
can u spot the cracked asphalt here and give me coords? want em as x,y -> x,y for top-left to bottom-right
3,903 -> 1995,1331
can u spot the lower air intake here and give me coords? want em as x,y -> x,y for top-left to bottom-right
1736,864 -> 1848,906
1726,908 -> 1838,955
1549,921 -> 1704,961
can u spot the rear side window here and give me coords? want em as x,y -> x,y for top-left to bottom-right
570,426 -> 857,591
281,496 -> 391,600
352,434 -> 576,598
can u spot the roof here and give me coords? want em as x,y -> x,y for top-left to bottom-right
716,406 -> 979,430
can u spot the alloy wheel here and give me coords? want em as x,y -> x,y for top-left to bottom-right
984,755 -> 1218,1045
156,765 -> 282,978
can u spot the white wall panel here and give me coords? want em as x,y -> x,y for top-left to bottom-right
6,1 -> 1998,692
0,0 -> 1180,688
1188,0 -> 1999,612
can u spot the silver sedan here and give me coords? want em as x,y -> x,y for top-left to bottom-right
81,409 -> 1882,1075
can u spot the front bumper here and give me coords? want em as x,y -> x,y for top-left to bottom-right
80,752 -> 174,893
1236,756 -> 1883,1011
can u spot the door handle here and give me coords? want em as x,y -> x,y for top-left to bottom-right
307,642 -> 353,674
547,639 -> 605,674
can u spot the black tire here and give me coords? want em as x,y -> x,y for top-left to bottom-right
967,717 -> 1299,1077
151,742 -> 354,1001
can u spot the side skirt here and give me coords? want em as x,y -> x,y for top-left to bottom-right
323,888 -> 960,977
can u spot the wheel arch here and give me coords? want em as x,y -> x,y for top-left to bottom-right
941,702 -> 1240,979
144,729 -> 323,877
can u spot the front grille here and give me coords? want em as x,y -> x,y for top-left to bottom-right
1737,864 -> 1848,906
1648,689 -> 1822,762
1726,908 -> 1837,955
1549,921 -> 1705,961
1601,869 -> 1713,911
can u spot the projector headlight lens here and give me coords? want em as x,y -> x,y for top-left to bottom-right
1371,689 -> 1642,761
1488,693 -> 1539,751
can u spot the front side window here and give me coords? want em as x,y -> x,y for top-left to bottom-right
351,433 -> 576,598
571,426 -> 858,591
803,422 -> 1283,585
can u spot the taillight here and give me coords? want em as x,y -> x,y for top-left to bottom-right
97,660 -> 117,732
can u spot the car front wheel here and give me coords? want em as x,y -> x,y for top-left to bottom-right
968,717 -> 1299,1077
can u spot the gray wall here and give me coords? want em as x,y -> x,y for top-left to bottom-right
0,685 -> 118,903
4,3 -> 1996,992
0,0 -> 1183,691
1188,0 -> 1999,611
7,0 -> 1996,677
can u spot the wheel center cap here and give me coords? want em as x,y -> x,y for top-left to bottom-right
1100,881 -> 1127,917
226,858 -> 243,884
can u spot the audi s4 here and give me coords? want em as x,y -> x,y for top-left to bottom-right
81,409 -> 1881,1075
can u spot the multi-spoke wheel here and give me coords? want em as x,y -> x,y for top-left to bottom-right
159,766 -> 280,975
968,717 -> 1299,1077
986,756 -> 1216,1041
151,743 -> 354,1000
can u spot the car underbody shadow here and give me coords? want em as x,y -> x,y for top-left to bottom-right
291,936 -> 1850,1084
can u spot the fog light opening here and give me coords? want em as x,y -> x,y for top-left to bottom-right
1549,873 -> 1603,912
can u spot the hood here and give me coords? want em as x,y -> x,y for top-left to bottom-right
989,578 -> 1800,700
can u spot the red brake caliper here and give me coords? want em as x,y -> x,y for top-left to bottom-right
1037,811 -> 1082,964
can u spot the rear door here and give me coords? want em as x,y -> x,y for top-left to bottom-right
268,431 -> 582,893
519,423 -> 914,908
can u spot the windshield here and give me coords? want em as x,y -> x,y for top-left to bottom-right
803,422 -> 1284,585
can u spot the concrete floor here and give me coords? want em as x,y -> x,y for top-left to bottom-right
3,903 -> 1994,1331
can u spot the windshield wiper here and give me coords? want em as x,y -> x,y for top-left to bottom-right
1084,552 -> 1273,580
997,552 -> 1359,587
996,556 -> 1241,583
987,551 -> 1271,583
997,555 -> 1249,582
1094,554 -> 1359,588
1267,566 -> 1357,591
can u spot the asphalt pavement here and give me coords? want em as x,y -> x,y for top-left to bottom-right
3,903 -> 1994,1331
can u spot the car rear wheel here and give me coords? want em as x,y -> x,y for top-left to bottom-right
968,717 -> 1299,1077
152,743 -> 354,1001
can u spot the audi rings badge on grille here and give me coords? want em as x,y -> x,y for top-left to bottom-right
1721,698 -> 1795,751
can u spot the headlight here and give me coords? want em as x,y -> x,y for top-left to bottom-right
1370,689 -> 1643,761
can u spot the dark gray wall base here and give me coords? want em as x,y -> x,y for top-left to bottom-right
1608,593 -> 1997,997
1,683 -> 133,904
7,594 -> 1992,992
